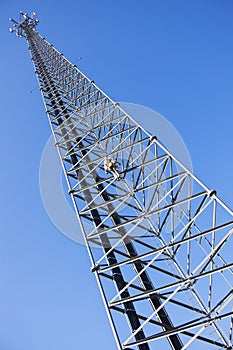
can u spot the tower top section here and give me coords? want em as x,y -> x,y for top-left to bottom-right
9,11 -> 39,37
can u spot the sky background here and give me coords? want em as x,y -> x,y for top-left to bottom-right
1,1 -> 233,349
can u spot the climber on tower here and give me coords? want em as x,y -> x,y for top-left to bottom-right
104,157 -> 121,180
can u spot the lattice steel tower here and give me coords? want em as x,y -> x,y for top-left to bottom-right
10,12 -> 233,350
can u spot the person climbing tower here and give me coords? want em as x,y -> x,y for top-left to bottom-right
104,157 -> 121,180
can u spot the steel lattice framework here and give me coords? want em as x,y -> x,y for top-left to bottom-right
10,12 -> 233,350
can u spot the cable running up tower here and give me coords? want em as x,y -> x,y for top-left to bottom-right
10,12 -> 233,350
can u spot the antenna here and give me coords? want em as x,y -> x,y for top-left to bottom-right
9,11 -> 39,37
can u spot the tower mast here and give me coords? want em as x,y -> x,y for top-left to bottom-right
10,12 -> 233,350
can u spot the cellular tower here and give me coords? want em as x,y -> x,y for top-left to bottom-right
10,12 -> 233,350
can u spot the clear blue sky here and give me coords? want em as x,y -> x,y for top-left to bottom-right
1,1 -> 233,349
